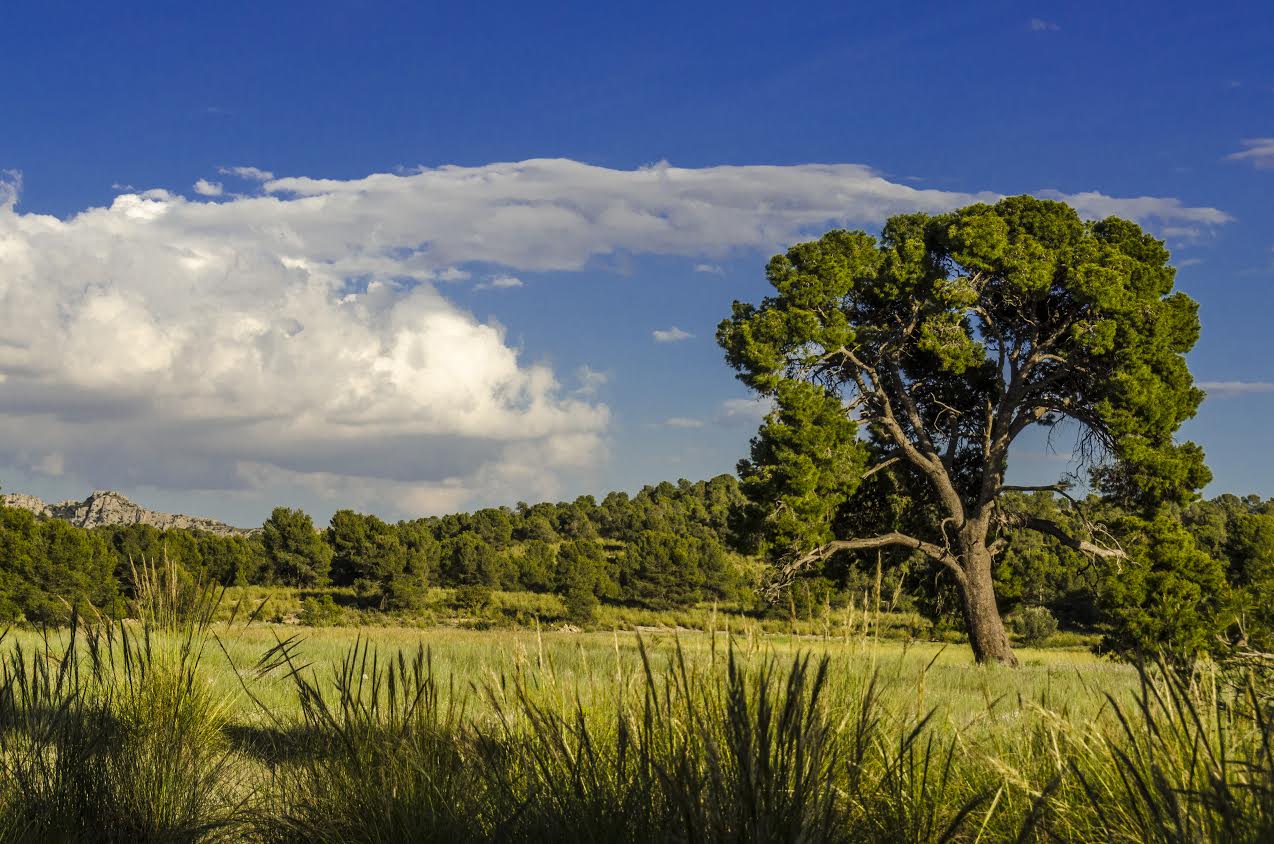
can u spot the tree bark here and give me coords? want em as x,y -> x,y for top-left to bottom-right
956,534 -> 1018,667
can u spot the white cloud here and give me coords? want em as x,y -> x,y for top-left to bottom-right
574,365 -> 609,396
1226,138 -> 1274,170
0,159 -> 1232,517
1035,190 -> 1233,227
0,171 -> 608,518
653,326 -> 693,343
475,274 -> 524,291
0,170 -> 21,208
663,417 -> 705,429
1199,381 -> 1274,397
219,165 -> 274,181
1029,18 -> 1059,31
193,179 -> 224,197
717,397 -> 774,426
694,263 -> 724,275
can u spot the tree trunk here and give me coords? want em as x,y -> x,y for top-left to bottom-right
957,537 -> 1018,667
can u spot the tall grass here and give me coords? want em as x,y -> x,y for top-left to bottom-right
0,594 -> 1269,841
1065,657 -> 1274,842
0,555 -> 248,843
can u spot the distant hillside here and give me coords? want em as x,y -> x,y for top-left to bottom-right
0,490 -> 254,537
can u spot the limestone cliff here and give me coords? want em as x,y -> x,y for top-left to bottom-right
0,490 -> 254,537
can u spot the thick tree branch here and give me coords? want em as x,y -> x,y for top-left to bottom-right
999,484 -> 1070,494
766,531 -> 966,600
1018,516 -> 1126,559
843,348 -> 966,523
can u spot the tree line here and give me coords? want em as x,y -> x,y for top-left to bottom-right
0,475 -> 1269,652
0,476 -> 754,624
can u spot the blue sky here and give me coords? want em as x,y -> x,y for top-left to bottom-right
0,1 -> 1270,526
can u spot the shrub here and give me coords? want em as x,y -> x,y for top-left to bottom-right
1013,605 -> 1059,646
455,584 -> 493,613
560,583 -> 598,625
382,574 -> 429,611
299,595 -> 344,626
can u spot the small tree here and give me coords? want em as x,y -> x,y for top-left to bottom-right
719,196 -> 1212,665
261,507 -> 332,587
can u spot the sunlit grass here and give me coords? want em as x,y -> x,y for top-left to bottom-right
0,606 -> 1267,842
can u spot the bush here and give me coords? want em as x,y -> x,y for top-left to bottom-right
455,584 -> 493,613
561,584 -> 598,625
382,574 -> 429,612
299,595 -> 344,626
1013,605 -> 1059,646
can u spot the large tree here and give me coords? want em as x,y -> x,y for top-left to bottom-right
718,196 -> 1209,665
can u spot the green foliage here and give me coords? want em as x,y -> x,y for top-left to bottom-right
300,594 -> 345,626
469,508 -> 514,548
1012,606 -> 1059,646
735,380 -> 867,556
455,583 -> 493,613
1182,494 -> 1274,651
619,531 -> 730,608
718,196 -> 1213,659
262,507 -> 332,587
0,615 -> 244,841
511,540 -> 555,592
327,510 -> 408,586
553,539 -> 613,624
0,506 -> 120,624
1098,510 -> 1228,659
560,583 -> 598,625
381,573 -> 429,612
440,533 -> 501,587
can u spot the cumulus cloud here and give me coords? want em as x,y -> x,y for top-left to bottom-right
693,263 -> 724,275
0,173 -> 608,518
0,159 -> 1231,518
1199,381 -> 1274,397
653,327 -> 693,343
1029,18 -> 1060,31
193,179 -> 223,197
1226,138 -> 1274,170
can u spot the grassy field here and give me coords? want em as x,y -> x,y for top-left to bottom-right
0,490 -> 1233,841
205,623 -> 1124,724
0,599 -> 1267,842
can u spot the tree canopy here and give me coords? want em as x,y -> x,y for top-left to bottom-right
719,196 -> 1213,664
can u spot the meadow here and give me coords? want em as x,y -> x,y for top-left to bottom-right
0,583 -> 1268,843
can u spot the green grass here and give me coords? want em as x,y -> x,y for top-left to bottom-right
0,604 -> 1267,842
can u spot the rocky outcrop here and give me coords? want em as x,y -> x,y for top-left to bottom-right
0,490 -> 254,537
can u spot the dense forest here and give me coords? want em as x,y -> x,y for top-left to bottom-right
0,476 -> 1269,655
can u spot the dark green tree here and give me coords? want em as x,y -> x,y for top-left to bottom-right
514,539 -> 556,592
261,507 -> 332,587
327,510 -> 408,586
439,533 -> 499,587
396,519 -> 441,582
620,531 -> 709,608
719,196 -> 1211,665
470,508 -> 515,548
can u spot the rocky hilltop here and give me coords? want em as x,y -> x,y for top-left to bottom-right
0,490 -> 254,537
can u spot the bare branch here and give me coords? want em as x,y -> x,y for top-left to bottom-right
1018,516 -> 1126,559
860,456 -> 901,480
999,483 -> 1071,494
765,531 -> 966,600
